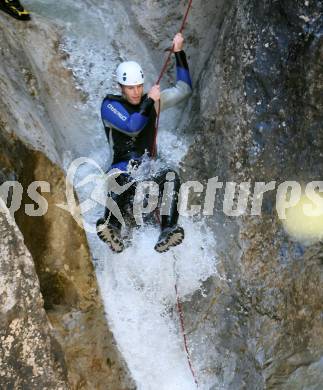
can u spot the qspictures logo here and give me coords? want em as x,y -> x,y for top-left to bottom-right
1,157 -> 323,238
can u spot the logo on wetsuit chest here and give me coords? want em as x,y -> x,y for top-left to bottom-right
107,103 -> 127,121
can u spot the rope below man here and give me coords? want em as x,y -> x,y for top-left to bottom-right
96,32 -> 192,253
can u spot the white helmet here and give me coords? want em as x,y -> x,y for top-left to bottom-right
116,61 -> 145,86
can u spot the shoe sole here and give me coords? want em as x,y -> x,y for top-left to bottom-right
154,227 -> 184,253
96,221 -> 124,253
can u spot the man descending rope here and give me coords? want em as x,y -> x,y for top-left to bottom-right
96,32 -> 192,253
0,0 -> 30,20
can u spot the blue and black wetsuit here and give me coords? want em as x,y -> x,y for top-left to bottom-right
100,50 -> 192,229
101,94 -> 157,171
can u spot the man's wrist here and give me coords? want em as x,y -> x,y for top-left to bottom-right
175,50 -> 188,69
173,46 -> 184,53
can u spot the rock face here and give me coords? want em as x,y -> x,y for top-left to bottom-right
0,206 -> 69,389
0,13 -> 99,164
178,0 -> 323,388
127,0 -> 323,388
15,147 -> 134,390
0,130 -> 133,389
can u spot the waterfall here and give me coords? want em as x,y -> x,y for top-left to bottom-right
25,1 -> 218,388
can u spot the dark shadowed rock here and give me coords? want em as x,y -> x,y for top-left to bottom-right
124,0 -> 323,387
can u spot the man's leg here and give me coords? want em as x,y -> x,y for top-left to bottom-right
0,0 -> 30,21
153,169 -> 184,253
96,173 -> 133,253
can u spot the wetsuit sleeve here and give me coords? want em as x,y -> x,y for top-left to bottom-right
101,97 -> 155,136
159,50 -> 193,112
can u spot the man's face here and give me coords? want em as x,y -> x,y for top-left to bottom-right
121,84 -> 144,105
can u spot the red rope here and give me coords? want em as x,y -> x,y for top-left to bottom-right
151,0 -> 193,158
175,283 -> 199,388
151,3 -> 197,385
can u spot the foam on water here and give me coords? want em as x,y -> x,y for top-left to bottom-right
93,221 -> 216,390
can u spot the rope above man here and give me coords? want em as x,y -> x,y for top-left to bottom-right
97,32 -> 193,253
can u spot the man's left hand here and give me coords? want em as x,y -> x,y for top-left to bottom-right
173,33 -> 184,52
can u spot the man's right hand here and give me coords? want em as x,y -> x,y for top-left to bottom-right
148,85 -> 161,102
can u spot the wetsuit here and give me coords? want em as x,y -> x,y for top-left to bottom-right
100,50 -> 192,231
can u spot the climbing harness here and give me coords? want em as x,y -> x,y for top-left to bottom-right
173,252 -> 199,388
151,0 -> 193,158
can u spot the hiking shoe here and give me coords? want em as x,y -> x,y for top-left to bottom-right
154,225 -> 184,253
0,0 -> 30,20
96,218 -> 124,253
